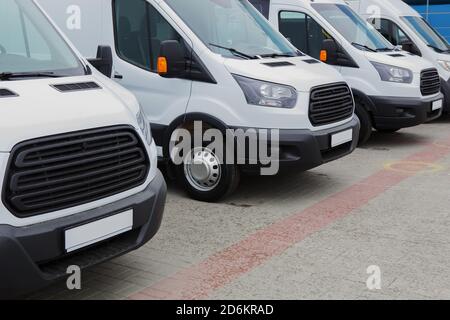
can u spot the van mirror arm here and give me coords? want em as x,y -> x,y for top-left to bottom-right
88,46 -> 113,77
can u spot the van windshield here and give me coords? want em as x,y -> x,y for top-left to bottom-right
312,3 -> 394,52
164,0 -> 300,58
0,0 -> 86,79
402,16 -> 450,53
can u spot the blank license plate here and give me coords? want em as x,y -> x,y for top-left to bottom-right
331,129 -> 353,148
65,210 -> 133,253
432,99 -> 443,111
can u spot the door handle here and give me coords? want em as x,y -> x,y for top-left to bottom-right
114,72 -> 123,79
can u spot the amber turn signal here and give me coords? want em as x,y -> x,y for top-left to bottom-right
319,50 -> 327,62
157,57 -> 168,74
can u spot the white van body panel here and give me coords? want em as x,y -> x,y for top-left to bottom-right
269,0 -> 440,99
348,0 -> 450,83
38,0 -> 353,133
0,0 -> 159,227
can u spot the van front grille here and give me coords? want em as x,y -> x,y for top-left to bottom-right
421,68 -> 441,96
2,126 -> 149,218
309,83 -> 354,126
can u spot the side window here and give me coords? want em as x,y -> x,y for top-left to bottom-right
114,0 -> 185,72
248,0 -> 270,19
279,11 -> 331,60
370,18 -> 410,46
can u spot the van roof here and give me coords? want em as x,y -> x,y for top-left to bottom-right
270,0 -> 348,6
347,0 -> 421,17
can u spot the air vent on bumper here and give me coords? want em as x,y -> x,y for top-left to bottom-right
51,81 -> 101,92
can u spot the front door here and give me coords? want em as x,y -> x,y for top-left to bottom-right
111,0 -> 193,127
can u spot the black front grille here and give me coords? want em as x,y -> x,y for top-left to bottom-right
309,83 -> 354,126
3,126 -> 149,217
421,68 -> 441,96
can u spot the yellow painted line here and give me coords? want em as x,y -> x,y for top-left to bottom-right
384,160 -> 444,174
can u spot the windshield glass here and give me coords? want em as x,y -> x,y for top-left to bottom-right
402,16 -> 450,53
0,0 -> 85,77
312,3 -> 394,52
164,0 -> 300,58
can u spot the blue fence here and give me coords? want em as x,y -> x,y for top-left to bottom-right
403,0 -> 450,42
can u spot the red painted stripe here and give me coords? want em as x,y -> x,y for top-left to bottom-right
129,137 -> 450,300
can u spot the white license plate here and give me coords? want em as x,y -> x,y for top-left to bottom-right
331,129 -> 353,148
432,99 -> 443,111
65,210 -> 133,253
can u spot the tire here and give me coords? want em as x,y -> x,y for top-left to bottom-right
376,128 -> 401,133
176,146 -> 240,202
355,102 -> 372,146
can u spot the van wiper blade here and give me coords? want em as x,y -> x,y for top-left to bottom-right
259,52 -> 298,58
376,47 -> 394,52
351,42 -> 377,52
427,44 -> 450,53
0,71 -> 62,80
208,43 -> 259,60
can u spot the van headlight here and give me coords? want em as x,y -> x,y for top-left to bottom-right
437,60 -> 450,72
371,61 -> 413,83
233,74 -> 297,108
136,106 -> 152,145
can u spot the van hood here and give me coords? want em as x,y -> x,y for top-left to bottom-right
223,56 -> 345,92
0,75 -> 138,152
365,51 -> 436,73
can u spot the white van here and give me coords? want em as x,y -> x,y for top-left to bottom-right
0,0 -> 166,298
250,0 -> 444,143
38,0 -> 360,202
348,0 -> 450,113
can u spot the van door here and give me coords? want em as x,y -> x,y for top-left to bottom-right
368,17 -> 412,47
273,5 -> 341,71
111,0 -> 192,128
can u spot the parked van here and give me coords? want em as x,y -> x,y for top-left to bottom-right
250,0 -> 444,143
348,0 -> 450,113
0,0 -> 166,298
39,0 -> 360,202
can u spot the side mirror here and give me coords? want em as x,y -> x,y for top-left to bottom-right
401,41 -> 421,56
88,46 -> 113,77
157,40 -> 185,78
320,39 -> 338,65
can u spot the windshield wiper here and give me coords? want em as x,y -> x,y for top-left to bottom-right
0,71 -> 63,81
375,47 -> 394,52
208,43 -> 259,60
259,52 -> 299,58
427,44 -> 450,53
351,42 -> 377,52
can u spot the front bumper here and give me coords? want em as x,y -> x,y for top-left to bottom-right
0,171 -> 166,299
237,116 -> 360,174
369,93 -> 444,130
441,77 -> 450,113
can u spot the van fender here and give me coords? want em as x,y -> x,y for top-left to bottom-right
351,88 -> 377,115
153,113 -> 230,160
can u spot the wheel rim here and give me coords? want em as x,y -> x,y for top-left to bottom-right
184,147 -> 222,192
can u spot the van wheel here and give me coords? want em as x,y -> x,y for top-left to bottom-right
176,146 -> 240,202
355,102 -> 372,146
376,128 -> 401,133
